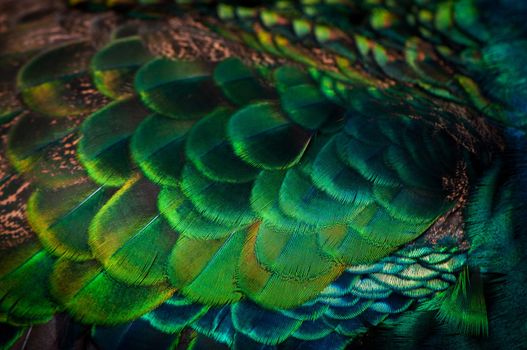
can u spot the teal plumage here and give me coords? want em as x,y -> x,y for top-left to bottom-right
0,0 -> 526,349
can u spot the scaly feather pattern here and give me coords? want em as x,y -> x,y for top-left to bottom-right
0,0 -> 525,349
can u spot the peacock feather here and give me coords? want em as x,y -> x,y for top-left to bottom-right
0,0 -> 525,349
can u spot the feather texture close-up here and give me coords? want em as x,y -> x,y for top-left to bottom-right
0,0 -> 526,349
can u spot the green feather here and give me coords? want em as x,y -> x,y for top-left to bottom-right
278,167 -> 359,227
397,126 -> 452,178
384,145 -> 446,191
135,58 -> 221,119
167,229 -> 246,305
238,223 -> 342,308
250,170 -> 317,234
372,184 -> 447,224
131,113 -> 193,187
437,268 -> 488,336
318,224 -> 395,264
6,113 -> 84,187
185,107 -> 259,183
91,36 -> 154,99
349,203 -> 431,247
253,223 -> 337,280
311,136 -> 374,205
404,38 -> 451,86
227,102 -> 312,170
89,176 -> 178,286
344,115 -> 389,146
17,41 -> 105,117
158,186 -> 236,240
180,164 -> 256,227
280,83 -> 339,130
50,258 -> 174,325
213,57 -> 274,105
78,97 -> 150,186
273,65 -> 312,93
0,242 -> 57,324
453,0 -> 490,42
464,161 -> 514,270
335,133 -> 399,186
372,45 -> 419,83
27,181 -> 113,261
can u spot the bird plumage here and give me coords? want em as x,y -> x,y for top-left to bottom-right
0,0 -> 525,349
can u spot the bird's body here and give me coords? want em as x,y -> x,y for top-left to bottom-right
0,1 -> 526,349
